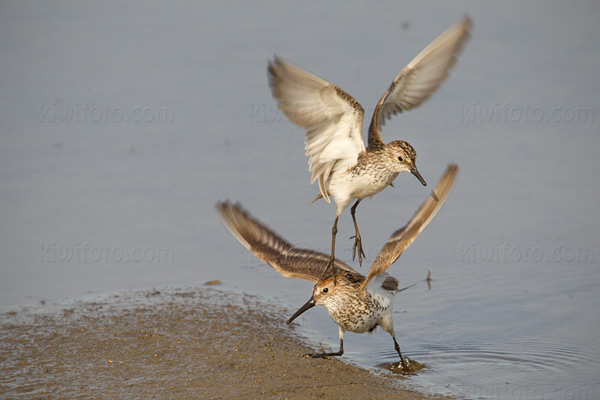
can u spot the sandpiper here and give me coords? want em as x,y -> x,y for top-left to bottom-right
267,16 -> 471,275
217,164 -> 458,373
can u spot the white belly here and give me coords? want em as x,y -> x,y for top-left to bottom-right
328,166 -> 399,211
327,287 -> 395,334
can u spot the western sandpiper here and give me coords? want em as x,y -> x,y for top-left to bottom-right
217,164 -> 458,373
267,16 -> 470,276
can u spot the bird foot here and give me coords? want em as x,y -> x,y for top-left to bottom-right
391,357 -> 420,375
307,351 -> 343,358
350,234 -> 366,266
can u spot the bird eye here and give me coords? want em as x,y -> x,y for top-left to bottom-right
398,156 -> 404,162
322,288 -> 329,293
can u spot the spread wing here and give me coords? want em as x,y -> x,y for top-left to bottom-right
361,164 -> 458,289
217,201 -> 360,283
369,16 -> 472,146
268,57 -> 366,202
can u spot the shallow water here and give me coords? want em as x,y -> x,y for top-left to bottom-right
290,261 -> 600,399
1,1 -> 599,399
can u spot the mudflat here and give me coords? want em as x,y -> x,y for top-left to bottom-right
0,288 -> 439,399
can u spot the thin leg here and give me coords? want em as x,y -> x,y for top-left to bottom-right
321,216 -> 339,285
393,336 -> 410,373
350,199 -> 366,266
309,327 -> 344,358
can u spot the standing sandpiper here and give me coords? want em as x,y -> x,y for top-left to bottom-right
267,16 -> 471,276
217,164 -> 458,373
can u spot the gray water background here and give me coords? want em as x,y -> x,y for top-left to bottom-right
1,2 -> 599,398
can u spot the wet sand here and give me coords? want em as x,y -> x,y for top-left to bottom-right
0,288 -> 441,399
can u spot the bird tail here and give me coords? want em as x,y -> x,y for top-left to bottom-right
310,193 -> 323,204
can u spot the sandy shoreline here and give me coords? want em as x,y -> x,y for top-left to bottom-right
0,287 -> 441,399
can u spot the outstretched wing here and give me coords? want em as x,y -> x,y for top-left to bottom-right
217,201 -> 359,283
268,57 -> 366,202
361,164 -> 458,289
369,16 -> 472,146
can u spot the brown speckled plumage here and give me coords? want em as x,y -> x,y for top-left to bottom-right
217,164 -> 458,373
267,16 -> 471,271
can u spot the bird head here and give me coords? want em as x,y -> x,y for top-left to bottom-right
388,140 -> 426,186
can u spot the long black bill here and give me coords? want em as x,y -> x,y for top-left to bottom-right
397,283 -> 417,293
411,166 -> 427,186
287,296 -> 316,324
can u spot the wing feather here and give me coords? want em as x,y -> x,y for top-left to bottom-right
217,201 -> 359,282
268,57 -> 366,201
361,164 -> 458,289
369,16 -> 472,146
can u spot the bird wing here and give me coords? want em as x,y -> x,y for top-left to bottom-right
217,201 -> 360,283
368,16 -> 472,146
268,56 -> 366,202
361,164 -> 458,289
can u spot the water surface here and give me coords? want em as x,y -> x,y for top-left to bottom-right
1,2 -> 599,399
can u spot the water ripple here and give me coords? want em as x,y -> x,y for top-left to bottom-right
369,336 -> 600,399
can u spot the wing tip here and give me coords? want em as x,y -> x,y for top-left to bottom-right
267,55 -> 283,85
361,163 -> 459,290
430,163 -> 459,202
216,200 -> 253,251
461,14 -> 473,30
267,54 -> 283,71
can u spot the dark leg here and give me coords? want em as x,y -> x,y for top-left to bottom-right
393,336 -> 410,373
321,216 -> 339,285
350,200 -> 366,266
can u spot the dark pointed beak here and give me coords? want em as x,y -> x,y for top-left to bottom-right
287,296 -> 316,324
397,283 -> 417,293
411,166 -> 427,186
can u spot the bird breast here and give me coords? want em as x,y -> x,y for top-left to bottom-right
325,290 -> 392,334
329,160 -> 400,201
